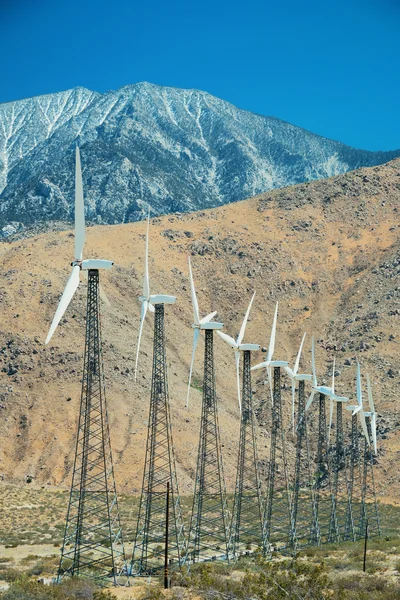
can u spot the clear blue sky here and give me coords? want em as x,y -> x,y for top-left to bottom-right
1,0 -> 399,151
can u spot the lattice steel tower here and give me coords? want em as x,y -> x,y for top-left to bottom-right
132,303 -> 186,575
310,393 -> 338,545
344,412 -> 363,540
291,378 -> 319,550
329,402 -> 354,541
58,270 -> 127,582
263,364 -> 293,552
187,329 -> 230,563
230,349 -> 266,557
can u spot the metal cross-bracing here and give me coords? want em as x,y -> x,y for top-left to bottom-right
344,414 -> 363,540
187,329 -> 230,564
263,366 -> 293,553
291,380 -> 319,551
132,304 -> 186,575
330,402 -> 354,541
230,350 -> 266,559
359,416 -> 381,539
58,270 -> 127,584
311,394 -> 338,545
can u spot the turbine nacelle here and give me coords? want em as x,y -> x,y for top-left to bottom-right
192,321 -> 224,330
139,294 -> 176,305
72,259 -> 114,270
294,373 -> 312,382
239,343 -> 260,352
269,360 -> 288,367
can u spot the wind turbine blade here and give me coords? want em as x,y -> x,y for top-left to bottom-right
352,405 -> 362,416
291,381 -> 296,434
359,409 -> 370,445
294,332 -> 306,375
267,301 -> 278,362
237,291 -> 256,345
45,265 -> 80,344
148,303 -> 155,313
188,256 -> 200,324
235,350 -> 241,411
134,301 -> 149,381
99,284 -> 110,306
216,330 -> 238,349
328,399 -> 334,447
143,208 -> 150,298
186,328 -> 200,408
356,363 -> 362,407
267,365 -> 274,406
305,390 -> 316,412
74,146 -> 85,261
200,311 -> 217,325
371,414 -> 377,454
251,361 -> 267,371
331,357 -> 336,394
311,336 -> 317,387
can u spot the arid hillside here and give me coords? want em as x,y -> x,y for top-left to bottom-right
0,158 -> 399,501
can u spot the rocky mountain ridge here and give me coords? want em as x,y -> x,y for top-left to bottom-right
0,158 -> 399,502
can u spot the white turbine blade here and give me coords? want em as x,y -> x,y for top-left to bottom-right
251,361 -> 267,371
331,357 -> 336,394
328,399 -> 334,446
352,405 -> 362,416
294,332 -> 306,375
99,284 -> 110,306
45,265 -> 80,344
356,363 -> 362,407
217,330 -> 238,349
200,311 -> 217,325
186,328 -> 200,408
291,381 -> 296,434
237,291 -> 256,345
235,349 -> 241,411
267,301 -> 278,362
148,303 -> 155,313
371,413 -> 377,454
74,146 -> 85,261
311,336 -> 317,387
284,366 -> 294,378
188,256 -> 200,324
366,373 -> 375,414
134,300 -> 149,381
305,389 -> 316,412
267,365 -> 274,406
359,409 -> 370,445
143,208 -> 150,297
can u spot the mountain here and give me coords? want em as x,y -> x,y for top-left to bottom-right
1,82 -> 399,237
0,158 -> 399,501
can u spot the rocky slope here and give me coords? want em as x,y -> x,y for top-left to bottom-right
0,158 -> 399,503
1,83 -> 399,237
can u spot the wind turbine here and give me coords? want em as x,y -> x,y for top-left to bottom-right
134,210 -> 176,381
48,147 -> 127,583
132,212 -> 185,575
217,293 -> 265,557
305,337 -> 339,544
251,303 -> 293,551
360,373 -> 381,538
217,291 -> 258,411
284,332 -> 311,433
186,259 -> 230,564
285,334 -> 318,550
344,364 -> 368,541
186,256 -> 221,408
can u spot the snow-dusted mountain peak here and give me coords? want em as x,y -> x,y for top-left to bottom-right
0,82 -> 399,236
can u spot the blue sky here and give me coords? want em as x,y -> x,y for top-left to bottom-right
1,0 -> 399,151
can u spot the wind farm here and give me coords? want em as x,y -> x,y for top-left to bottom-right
0,153 -> 399,597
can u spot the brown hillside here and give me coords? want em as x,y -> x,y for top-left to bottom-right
0,158 -> 399,502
